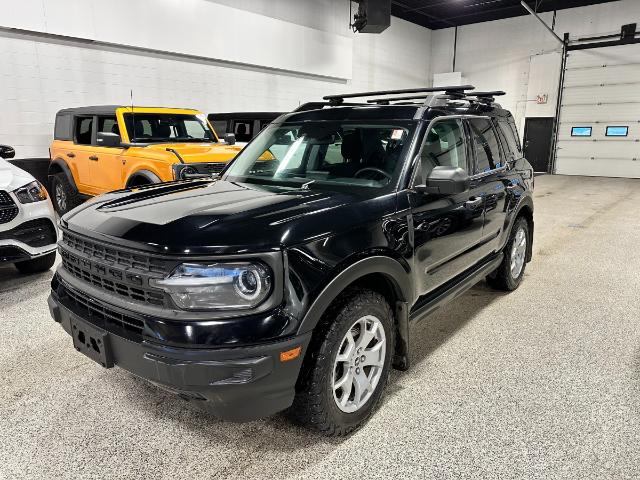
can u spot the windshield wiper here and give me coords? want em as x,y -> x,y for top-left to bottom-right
301,180 -> 315,190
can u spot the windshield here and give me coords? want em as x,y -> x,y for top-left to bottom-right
123,113 -> 217,143
224,121 -> 414,191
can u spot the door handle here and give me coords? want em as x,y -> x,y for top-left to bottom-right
465,197 -> 483,209
66,152 -> 75,158
89,155 -> 99,161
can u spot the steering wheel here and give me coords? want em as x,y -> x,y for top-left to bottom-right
355,167 -> 392,180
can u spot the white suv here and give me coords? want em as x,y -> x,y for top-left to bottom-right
0,145 -> 57,274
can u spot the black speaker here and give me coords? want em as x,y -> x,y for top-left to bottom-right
353,0 -> 391,34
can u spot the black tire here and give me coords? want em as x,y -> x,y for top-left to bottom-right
288,288 -> 394,436
51,172 -> 82,215
487,216 -> 529,291
14,251 -> 56,274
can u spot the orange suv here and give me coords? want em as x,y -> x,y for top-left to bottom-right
48,106 -> 242,214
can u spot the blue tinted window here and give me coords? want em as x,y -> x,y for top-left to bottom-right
606,126 -> 628,137
571,127 -> 592,137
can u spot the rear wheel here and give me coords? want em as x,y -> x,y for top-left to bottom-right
487,216 -> 529,291
15,251 -> 56,274
51,173 -> 82,215
288,288 -> 394,436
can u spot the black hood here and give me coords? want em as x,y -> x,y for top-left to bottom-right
64,180 -> 394,255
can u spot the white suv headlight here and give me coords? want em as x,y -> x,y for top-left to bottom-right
14,181 -> 48,204
150,262 -> 272,311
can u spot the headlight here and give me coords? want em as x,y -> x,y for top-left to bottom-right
173,164 -> 199,180
14,181 -> 48,204
150,262 -> 272,310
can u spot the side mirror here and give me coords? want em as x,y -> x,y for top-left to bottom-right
0,144 -> 15,159
96,131 -> 122,148
415,166 -> 470,195
224,133 -> 236,145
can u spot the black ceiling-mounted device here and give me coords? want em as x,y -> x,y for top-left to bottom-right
351,0 -> 391,34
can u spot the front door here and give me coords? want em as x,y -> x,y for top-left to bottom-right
90,116 -> 125,193
523,117 -> 554,173
409,118 -> 485,296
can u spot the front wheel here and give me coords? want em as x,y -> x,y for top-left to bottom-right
288,289 -> 394,436
51,173 -> 82,215
487,216 -> 529,291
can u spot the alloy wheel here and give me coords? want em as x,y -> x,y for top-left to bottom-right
55,184 -> 66,212
332,315 -> 386,413
510,227 -> 527,278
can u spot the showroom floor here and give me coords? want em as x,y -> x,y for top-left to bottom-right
1,174 -> 639,480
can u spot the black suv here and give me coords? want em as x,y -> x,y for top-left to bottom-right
48,86 -> 534,435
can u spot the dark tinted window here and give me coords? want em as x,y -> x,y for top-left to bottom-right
497,119 -> 521,159
210,120 -> 228,135
420,119 -> 467,177
74,116 -> 94,145
54,114 -> 72,140
98,117 -> 119,136
468,118 -> 503,173
234,120 -> 253,142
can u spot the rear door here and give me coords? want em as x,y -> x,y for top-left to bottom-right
89,116 -> 125,193
71,115 -> 97,193
466,117 -> 509,258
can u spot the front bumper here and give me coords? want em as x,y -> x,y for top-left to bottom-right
48,291 -> 311,422
0,197 -> 57,262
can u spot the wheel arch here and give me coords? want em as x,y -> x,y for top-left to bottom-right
297,255 -> 413,371
125,169 -> 162,188
514,196 -> 534,262
48,159 -> 78,193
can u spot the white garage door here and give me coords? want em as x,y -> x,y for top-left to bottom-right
555,43 -> 640,178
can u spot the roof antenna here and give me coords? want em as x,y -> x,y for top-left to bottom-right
130,89 -> 135,142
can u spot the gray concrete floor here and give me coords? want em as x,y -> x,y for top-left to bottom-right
1,174 -> 640,479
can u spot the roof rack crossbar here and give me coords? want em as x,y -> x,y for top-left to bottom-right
323,85 -> 475,105
470,91 -> 506,97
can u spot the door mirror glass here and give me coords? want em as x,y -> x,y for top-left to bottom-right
0,144 -> 15,159
224,133 -> 236,145
96,131 -> 122,148
415,166 -> 470,195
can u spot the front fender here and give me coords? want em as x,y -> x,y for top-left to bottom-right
296,255 -> 412,335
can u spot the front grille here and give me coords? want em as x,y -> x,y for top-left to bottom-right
198,162 -> 227,174
0,219 -> 57,247
61,249 -> 166,306
59,279 -> 145,337
61,230 -> 170,275
0,191 -> 18,224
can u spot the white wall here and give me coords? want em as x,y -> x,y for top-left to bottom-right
0,0 -> 432,159
431,0 -> 640,134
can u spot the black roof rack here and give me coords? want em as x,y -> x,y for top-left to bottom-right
471,91 -> 506,97
323,85 -> 475,105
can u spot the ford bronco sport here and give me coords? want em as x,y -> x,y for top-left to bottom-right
48,106 -> 241,214
48,86 -> 534,435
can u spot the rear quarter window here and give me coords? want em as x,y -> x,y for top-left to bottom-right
54,113 -> 73,141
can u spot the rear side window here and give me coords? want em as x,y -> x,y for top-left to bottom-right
54,114 -> 73,141
468,118 -> 504,173
420,119 -> 467,177
497,119 -> 521,160
74,117 -> 94,145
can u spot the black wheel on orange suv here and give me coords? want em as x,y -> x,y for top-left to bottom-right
51,173 -> 82,215
288,288 -> 394,436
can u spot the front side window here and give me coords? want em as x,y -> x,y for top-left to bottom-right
419,119 -> 467,178
74,117 -> 93,145
123,113 -> 216,143
98,116 -> 119,136
224,121 -> 415,192
468,118 -> 504,173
